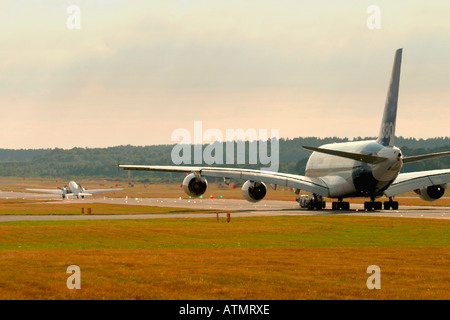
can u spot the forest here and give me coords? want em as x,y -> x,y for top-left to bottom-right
1,136 -> 449,183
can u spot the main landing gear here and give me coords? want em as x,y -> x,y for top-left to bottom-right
383,198 -> 399,210
298,195 -> 399,212
364,197 -> 399,211
364,201 -> 382,211
332,199 -> 350,210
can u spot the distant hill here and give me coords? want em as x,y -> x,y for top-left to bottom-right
0,136 -> 449,182
0,149 -> 51,162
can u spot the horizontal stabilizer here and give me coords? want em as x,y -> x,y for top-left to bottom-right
403,151 -> 450,164
302,146 -> 388,164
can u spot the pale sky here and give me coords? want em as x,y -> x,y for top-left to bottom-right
1,0 -> 449,148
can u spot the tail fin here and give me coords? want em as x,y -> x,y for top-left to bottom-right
377,48 -> 402,147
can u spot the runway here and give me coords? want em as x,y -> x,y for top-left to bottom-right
1,191 -> 449,221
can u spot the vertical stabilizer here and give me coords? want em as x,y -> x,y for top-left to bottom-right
377,48 -> 402,147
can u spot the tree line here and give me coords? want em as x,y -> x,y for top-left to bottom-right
0,136 -> 449,182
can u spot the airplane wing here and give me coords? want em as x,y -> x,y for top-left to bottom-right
26,188 -> 65,195
384,169 -> 450,197
119,165 -> 330,197
84,188 -> 123,195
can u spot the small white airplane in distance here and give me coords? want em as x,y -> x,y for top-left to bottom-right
27,181 -> 123,199
119,48 -> 450,211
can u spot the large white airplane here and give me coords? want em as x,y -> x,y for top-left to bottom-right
119,49 -> 450,211
27,181 -> 123,199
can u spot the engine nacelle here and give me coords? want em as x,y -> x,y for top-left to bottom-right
414,184 -> 447,202
182,173 -> 208,197
60,187 -> 67,199
241,180 -> 267,202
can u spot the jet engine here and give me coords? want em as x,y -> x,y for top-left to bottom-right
414,184 -> 447,202
241,180 -> 267,202
182,173 -> 208,197
60,187 -> 68,200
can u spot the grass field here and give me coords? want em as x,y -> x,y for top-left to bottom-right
1,177 -> 449,300
0,215 -> 449,299
0,199 -> 231,215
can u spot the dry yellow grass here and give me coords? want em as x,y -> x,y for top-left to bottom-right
0,247 -> 448,300
0,215 -> 448,300
1,177 -> 449,300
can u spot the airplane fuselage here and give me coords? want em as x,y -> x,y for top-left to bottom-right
68,181 -> 84,196
305,140 -> 403,199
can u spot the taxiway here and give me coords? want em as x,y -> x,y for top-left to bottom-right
0,191 -> 449,221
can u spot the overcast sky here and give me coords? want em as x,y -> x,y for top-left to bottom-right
1,0 -> 449,149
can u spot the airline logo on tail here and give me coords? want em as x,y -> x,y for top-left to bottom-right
380,122 -> 395,142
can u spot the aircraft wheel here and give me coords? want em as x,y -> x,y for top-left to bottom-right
332,202 -> 350,210
384,201 -> 399,210
365,201 -> 382,211
342,202 -> 350,210
392,201 -> 399,210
